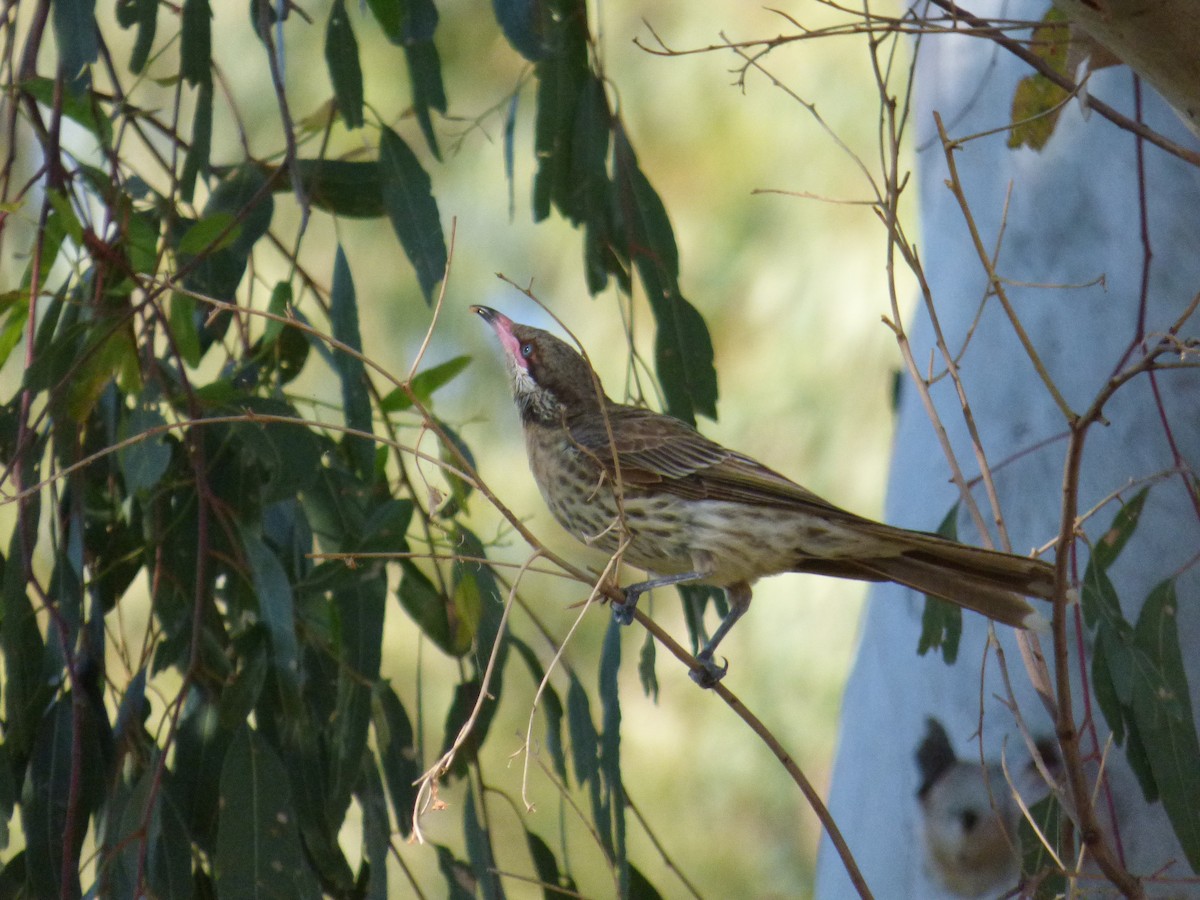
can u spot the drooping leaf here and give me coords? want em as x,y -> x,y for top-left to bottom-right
1089,488 -> 1149,574
22,693 -> 108,900
379,126 -> 447,304
116,0 -> 158,73
1009,9 -> 1070,151
180,81 -> 213,203
509,636 -> 568,780
398,561 -> 464,656
525,829 -> 572,899
280,159 -> 384,217
19,78 -> 111,145
358,762 -> 390,900
330,245 -> 375,477
1131,581 -> 1200,872
373,683 -> 421,838
176,165 -> 274,352
215,727 -> 321,900
180,0 -> 212,87
917,504 -> 963,663
325,0 -> 364,129
613,127 -> 717,424
599,618 -> 624,876
237,523 -> 301,687
434,844 -> 476,899
364,0 -> 405,43
637,631 -> 658,701
403,0 -> 447,159
463,787 -> 502,900
380,354 -> 471,412
1020,793 -> 1066,898
438,678 -> 499,778
177,212 -> 241,256
493,0 -> 548,61
531,0 -> 590,222
118,403 -> 171,494
52,0 -> 99,84
3,515 -> 50,762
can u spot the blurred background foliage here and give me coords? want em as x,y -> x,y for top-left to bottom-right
0,0 -> 910,896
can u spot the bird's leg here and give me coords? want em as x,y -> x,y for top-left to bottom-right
613,570 -> 707,625
690,581 -> 753,688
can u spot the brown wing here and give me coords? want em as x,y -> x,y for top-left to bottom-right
569,403 -> 854,514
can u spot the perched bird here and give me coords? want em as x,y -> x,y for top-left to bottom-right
472,306 -> 1054,685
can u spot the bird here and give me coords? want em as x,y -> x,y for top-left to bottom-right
471,305 -> 1055,686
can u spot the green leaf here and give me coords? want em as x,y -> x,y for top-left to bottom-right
216,727 -> 321,900
613,127 -> 717,424
373,683 -> 421,838
463,788 -> 502,900
237,524 -> 301,687
23,690 -> 108,900
494,0 -> 548,61
599,619 -> 624,869
1090,636 -> 1126,744
225,396 -> 322,503
918,505 -> 964,663
3,516 -> 51,761
365,0 -> 406,43
283,159 -> 384,218
177,212 -> 241,255
438,678 -> 498,778
405,40 -> 446,160
434,844 -> 476,900
1090,488 -> 1149,573
326,0 -> 364,130
261,280 -> 292,347
531,0 -> 590,221
1020,793 -> 1066,897
118,403 -> 171,493
22,699 -> 80,900
509,636 -> 567,780
637,631 -> 658,701
380,354 -> 471,412
435,417 -> 476,512
20,77 -> 112,146
1080,551 -> 1126,631
330,245 -> 375,477
452,525 -> 506,678
181,81 -> 213,203
379,126 -> 447,304
358,763 -> 390,900
328,679 -> 372,826
1008,10 -> 1070,151
0,292 -> 29,371
177,165 -> 274,353
181,0 -> 212,87
1131,580 -> 1200,872
169,290 -> 202,366
398,561 -> 464,655
52,0 -> 99,82
116,0 -> 158,74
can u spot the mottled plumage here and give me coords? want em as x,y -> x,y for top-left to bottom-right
473,305 -> 1054,685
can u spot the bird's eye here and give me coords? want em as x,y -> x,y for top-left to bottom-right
521,342 -> 535,358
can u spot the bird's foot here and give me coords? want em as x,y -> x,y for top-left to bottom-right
612,585 -> 643,626
689,651 -> 728,689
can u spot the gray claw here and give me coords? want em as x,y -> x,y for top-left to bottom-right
612,587 -> 641,626
689,652 -> 728,688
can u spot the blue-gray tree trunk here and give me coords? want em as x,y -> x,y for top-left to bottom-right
815,2 -> 1200,896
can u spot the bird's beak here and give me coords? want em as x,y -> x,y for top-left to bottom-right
470,305 -> 524,367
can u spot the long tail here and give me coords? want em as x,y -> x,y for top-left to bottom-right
795,530 -> 1055,628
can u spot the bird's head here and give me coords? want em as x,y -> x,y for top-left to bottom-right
471,305 -> 606,424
